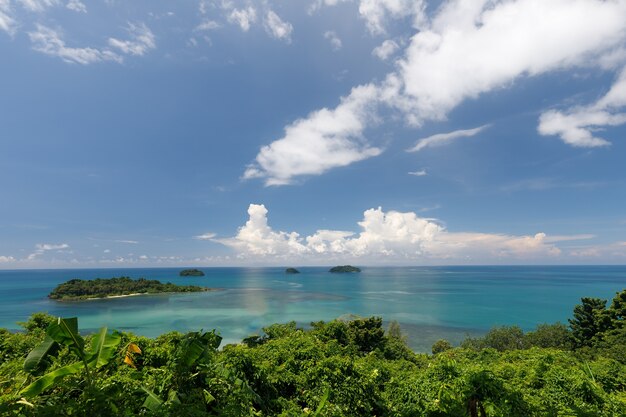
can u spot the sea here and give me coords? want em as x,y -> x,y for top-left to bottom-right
0,266 -> 624,352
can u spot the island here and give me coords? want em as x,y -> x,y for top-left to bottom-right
329,265 -> 361,273
285,268 -> 300,274
48,277 -> 210,301
179,268 -> 205,277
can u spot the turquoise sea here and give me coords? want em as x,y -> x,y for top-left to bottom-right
0,266 -> 624,352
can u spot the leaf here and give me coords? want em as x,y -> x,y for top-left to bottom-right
311,388 -> 330,417
47,317 -> 85,355
23,335 -> 58,374
141,386 -> 164,412
88,328 -> 121,369
20,362 -> 83,397
203,389 -> 215,405
124,343 -> 142,368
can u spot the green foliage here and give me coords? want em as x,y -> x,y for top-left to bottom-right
2,290 -> 626,417
432,339 -> 453,354
48,276 -> 209,300
328,265 -> 361,273
179,269 -> 205,276
569,297 -> 610,348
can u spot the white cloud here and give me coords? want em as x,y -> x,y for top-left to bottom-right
28,242 -> 70,260
264,10 -> 292,42
407,125 -> 489,153
243,84 -> 382,185
36,243 -> 69,250
196,19 -> 220,31
217,204 -> 565,262
66,0 -> 85,13
372,39 -> 399,60
324,30 -> 342,50
114,239 -> 139,244
246,0 -> 626,184
228,7 -> 256,32
358,0 -> 426,35
408,169 -> 427,176
397,0 -> 626,124
0,0 -> 17,35
17,0 -> 59,12
29,24 -> 122,64
194,232 -> 217,240
538,67 -> 626,147
108,22 -> 156,56
0,255 -> 15,263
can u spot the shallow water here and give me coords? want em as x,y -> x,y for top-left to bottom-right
0,266 -> 624,352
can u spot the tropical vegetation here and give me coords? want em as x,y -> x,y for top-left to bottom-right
48,277 -> 209,300
0,290 -> 625,416
328,266 -> 361,273
179,269 -> 206,277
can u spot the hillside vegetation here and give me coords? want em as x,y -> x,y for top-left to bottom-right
1,290 -> 625,416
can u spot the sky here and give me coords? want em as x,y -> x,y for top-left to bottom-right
1,0 -> 625,268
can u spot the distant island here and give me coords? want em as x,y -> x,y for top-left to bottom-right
48,277 -> 210,301
285,268 -> 300,274
329,265 -> 361,273
179,268 -> 205,277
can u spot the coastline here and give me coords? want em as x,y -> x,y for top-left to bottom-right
51,288 -> 219,302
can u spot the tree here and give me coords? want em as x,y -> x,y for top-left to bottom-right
569,297 -> 609,348
432,339 -> 452,354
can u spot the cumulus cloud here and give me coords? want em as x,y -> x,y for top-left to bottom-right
194,232 -> 217,240
0,0 -> 16,35
538,67 -> 626,147
264,10 -> 292,42
243,83 -> 382,185
0,255 -> 16,263
66,0 -> 86,13
407,125 -> 489,153
108,22 -> 156,56
217,204 -> 567,263
372,39 -> 399,60
228,7 -> 256,32
29,24 -> 122,64
324,30 -> 342,50
246,0 -> 626,185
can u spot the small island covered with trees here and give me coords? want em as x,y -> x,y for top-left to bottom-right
48,277 -> 210,301
329,265 -> 361,273
285,268 -> 300,274
179,268 -> 205,277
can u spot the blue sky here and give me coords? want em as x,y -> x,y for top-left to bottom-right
1,0 -> 625,268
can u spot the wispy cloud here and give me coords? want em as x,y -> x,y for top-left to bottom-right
17,0 -> 59,13
0,0 -> 17,35
406,125 -> 489,153
408,169 -> 427,176
114,239 -> 139,244
108,22 -> 155,56
324,30 -> 342,51
29,24 -> 121,64
0,255 -> 16,263
66,0 -> 86,13
227,7 -> 256,32
372,39 -> 399,60
194,232 -> 217,240
264,10 -> 292,43
28,243 -> 70,260
196,19 -> 220,31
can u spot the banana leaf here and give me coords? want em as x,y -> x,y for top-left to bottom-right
88,327 -> 121,369
23,335 -> 58,374
20,362 -> 83,397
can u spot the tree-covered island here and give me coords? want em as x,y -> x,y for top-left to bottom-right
329,265 -> 361,273
48,277 -> 210,300
285,268 -> 300,274
179,268 -> 205,277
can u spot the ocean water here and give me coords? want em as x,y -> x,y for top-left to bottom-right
0,266 -> 624,352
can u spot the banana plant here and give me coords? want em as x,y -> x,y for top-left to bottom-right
21,317 -> 121,397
